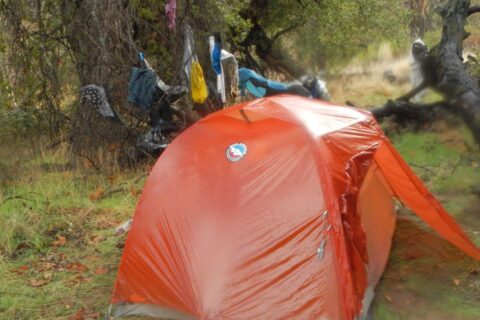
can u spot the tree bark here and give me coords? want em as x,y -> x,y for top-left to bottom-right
61,0 -> 138,167
433,0 -> 480,144
373,0 -> 480,146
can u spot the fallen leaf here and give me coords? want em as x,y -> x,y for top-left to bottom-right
453,278 -> 461,286
85,255 -> 100,262
81,277 -> 92,283
36,262 -> 58,272
69,274 -> 92,285
30,278 -> 50,287
12,265 -> 29,275
52,235 -> 67,246
69,307 -> 100,320
97,219 -> 116,229
94,267 -> 108,275
130,187 -> 141,197
82,158 -> 93,169
70,307 -> 85,320
67,262 -> 87,273
89,187 -> 104,201
90,235 -> 105,244
384,294 -> 393,303
108,175 -> 118,184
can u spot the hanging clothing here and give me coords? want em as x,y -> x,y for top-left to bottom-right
190,60 -> 208,104
127,67 -> 159,109
209,35 -> 226,104
165,0 -> 177,30
182,24 -> 195,89
80,85 -> 116,118
238,68 -> 287,98
220,49 -> 239,103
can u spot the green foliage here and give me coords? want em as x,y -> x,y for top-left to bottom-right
217,0 -> 252,47
206,0 -> 413,70
295,0 -> 411,68
0,0 -> 76,138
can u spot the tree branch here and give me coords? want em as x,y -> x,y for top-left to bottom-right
468,5 -> 480,16
271,23 -> 300,43
396,81 -> 429,102
370,99 -> 454,124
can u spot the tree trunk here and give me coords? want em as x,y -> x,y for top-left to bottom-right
241,21 -> 307,78
373,0 -> 480,146
61,0 -> 139,167
433,0 -> 480,144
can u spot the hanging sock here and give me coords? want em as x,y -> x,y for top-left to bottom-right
80,84 -> 116,118
165,0 -> 177,30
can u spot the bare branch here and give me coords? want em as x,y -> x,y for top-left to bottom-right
468,5 -> 480,16
370,99 -> 455,124
396,81 -> 428,102
272,23 -> 300,43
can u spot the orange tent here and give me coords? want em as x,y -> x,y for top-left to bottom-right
111,95 -> 480,319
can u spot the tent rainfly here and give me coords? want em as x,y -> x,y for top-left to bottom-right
111,95 -> 480,320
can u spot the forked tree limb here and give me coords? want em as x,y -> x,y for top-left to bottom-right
372,0 -> 480,146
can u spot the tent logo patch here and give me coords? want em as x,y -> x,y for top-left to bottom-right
226,143 -> 247,162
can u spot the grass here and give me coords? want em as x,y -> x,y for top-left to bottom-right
368,126 -> 480,320
373,214 -> 480,320
391,130 -> 480,194
0,143 -> 148,319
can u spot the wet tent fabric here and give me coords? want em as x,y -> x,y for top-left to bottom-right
111,95 -> 480,320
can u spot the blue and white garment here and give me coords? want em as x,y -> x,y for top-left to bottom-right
209,35 -> 226,103
238,68 -> 288,98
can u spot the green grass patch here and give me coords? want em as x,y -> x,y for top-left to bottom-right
391,130 -> 480,195
0,144 -> 147,319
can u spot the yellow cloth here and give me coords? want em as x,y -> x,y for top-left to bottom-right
190,61 -> 208,104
